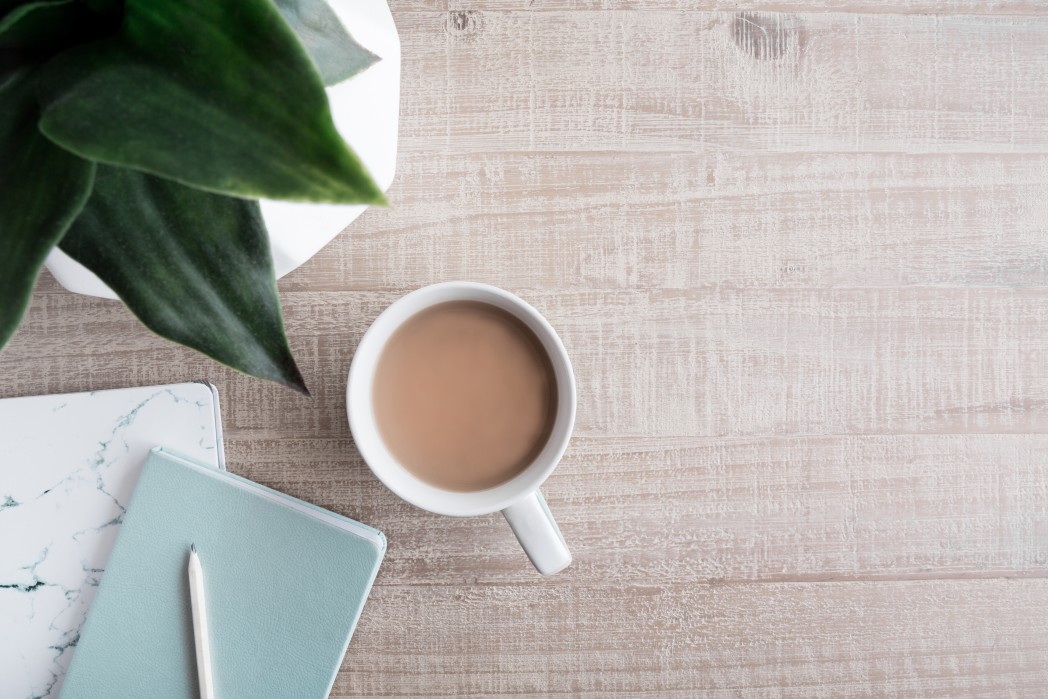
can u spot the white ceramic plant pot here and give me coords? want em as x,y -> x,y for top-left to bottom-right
44,0 -> 400,299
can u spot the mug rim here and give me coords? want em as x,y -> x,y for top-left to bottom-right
347,282 -> 576,517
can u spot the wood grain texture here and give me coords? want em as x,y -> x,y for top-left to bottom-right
396,2 -> 1048,16
278,152 -> 1048,292
399,11 -> 1048,153
3,2 -> 1048,696
9,288 -> 1048,437
335,580 -> 1048,698
226,434 -> 1048,585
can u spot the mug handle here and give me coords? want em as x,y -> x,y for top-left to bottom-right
502,490 -> 571,575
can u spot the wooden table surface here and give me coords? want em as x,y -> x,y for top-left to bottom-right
4,2 -> 1048,696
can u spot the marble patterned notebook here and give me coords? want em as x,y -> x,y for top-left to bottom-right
0,382 -> 225,699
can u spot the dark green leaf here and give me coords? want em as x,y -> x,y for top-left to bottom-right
37,0 -> 385,205
0,47 -> 32,77
79,0 -> 121,15
274,0 -> 379,86
0,66 -> 95,351
0,0 -> 32,16
59,166 -> 309,394
0,0 -> 110,50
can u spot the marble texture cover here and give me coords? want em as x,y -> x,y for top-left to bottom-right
0,382 -> 224,699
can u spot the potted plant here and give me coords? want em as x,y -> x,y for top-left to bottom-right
0,0 -> 398,394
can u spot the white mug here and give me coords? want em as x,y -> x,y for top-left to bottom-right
347,282 -> 574,575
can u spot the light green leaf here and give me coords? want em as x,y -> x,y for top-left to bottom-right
38,0 -> 384,205
59,166 -> 309,394
274,0 -> 379,86
0,66 -> 95,351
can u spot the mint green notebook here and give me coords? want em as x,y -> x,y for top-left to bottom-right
61,448 -> 386,699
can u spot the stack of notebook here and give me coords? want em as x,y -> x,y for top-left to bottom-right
0,383 -> 385,699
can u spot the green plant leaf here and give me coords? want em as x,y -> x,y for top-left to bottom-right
0,47 -> 30,76
0,66 -> 95,351
0,0 -> 111,49
59,165 -> 309,394
79,0 -> 122,15
0,0 -> 33,16
37,0 -> 385,205
274,0 -> 379,86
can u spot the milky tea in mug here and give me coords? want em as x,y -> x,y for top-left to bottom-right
371,301 -> 558,492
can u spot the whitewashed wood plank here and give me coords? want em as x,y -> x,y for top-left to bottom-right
332,579 -> 1048,697
259,152 -> 1048,293
394,2 -> 1046,14
6,289 -> 1047,437
33,153 -> 1048,296
398,11 -> 1048,153
226,434 -> 1048,585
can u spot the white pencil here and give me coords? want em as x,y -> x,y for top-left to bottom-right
188,544 -> 215,699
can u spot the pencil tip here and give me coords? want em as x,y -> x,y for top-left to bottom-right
191,543 -> 196,553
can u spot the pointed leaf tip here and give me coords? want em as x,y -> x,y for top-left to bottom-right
274,0 -> 380,87
59,166 -> 308,392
